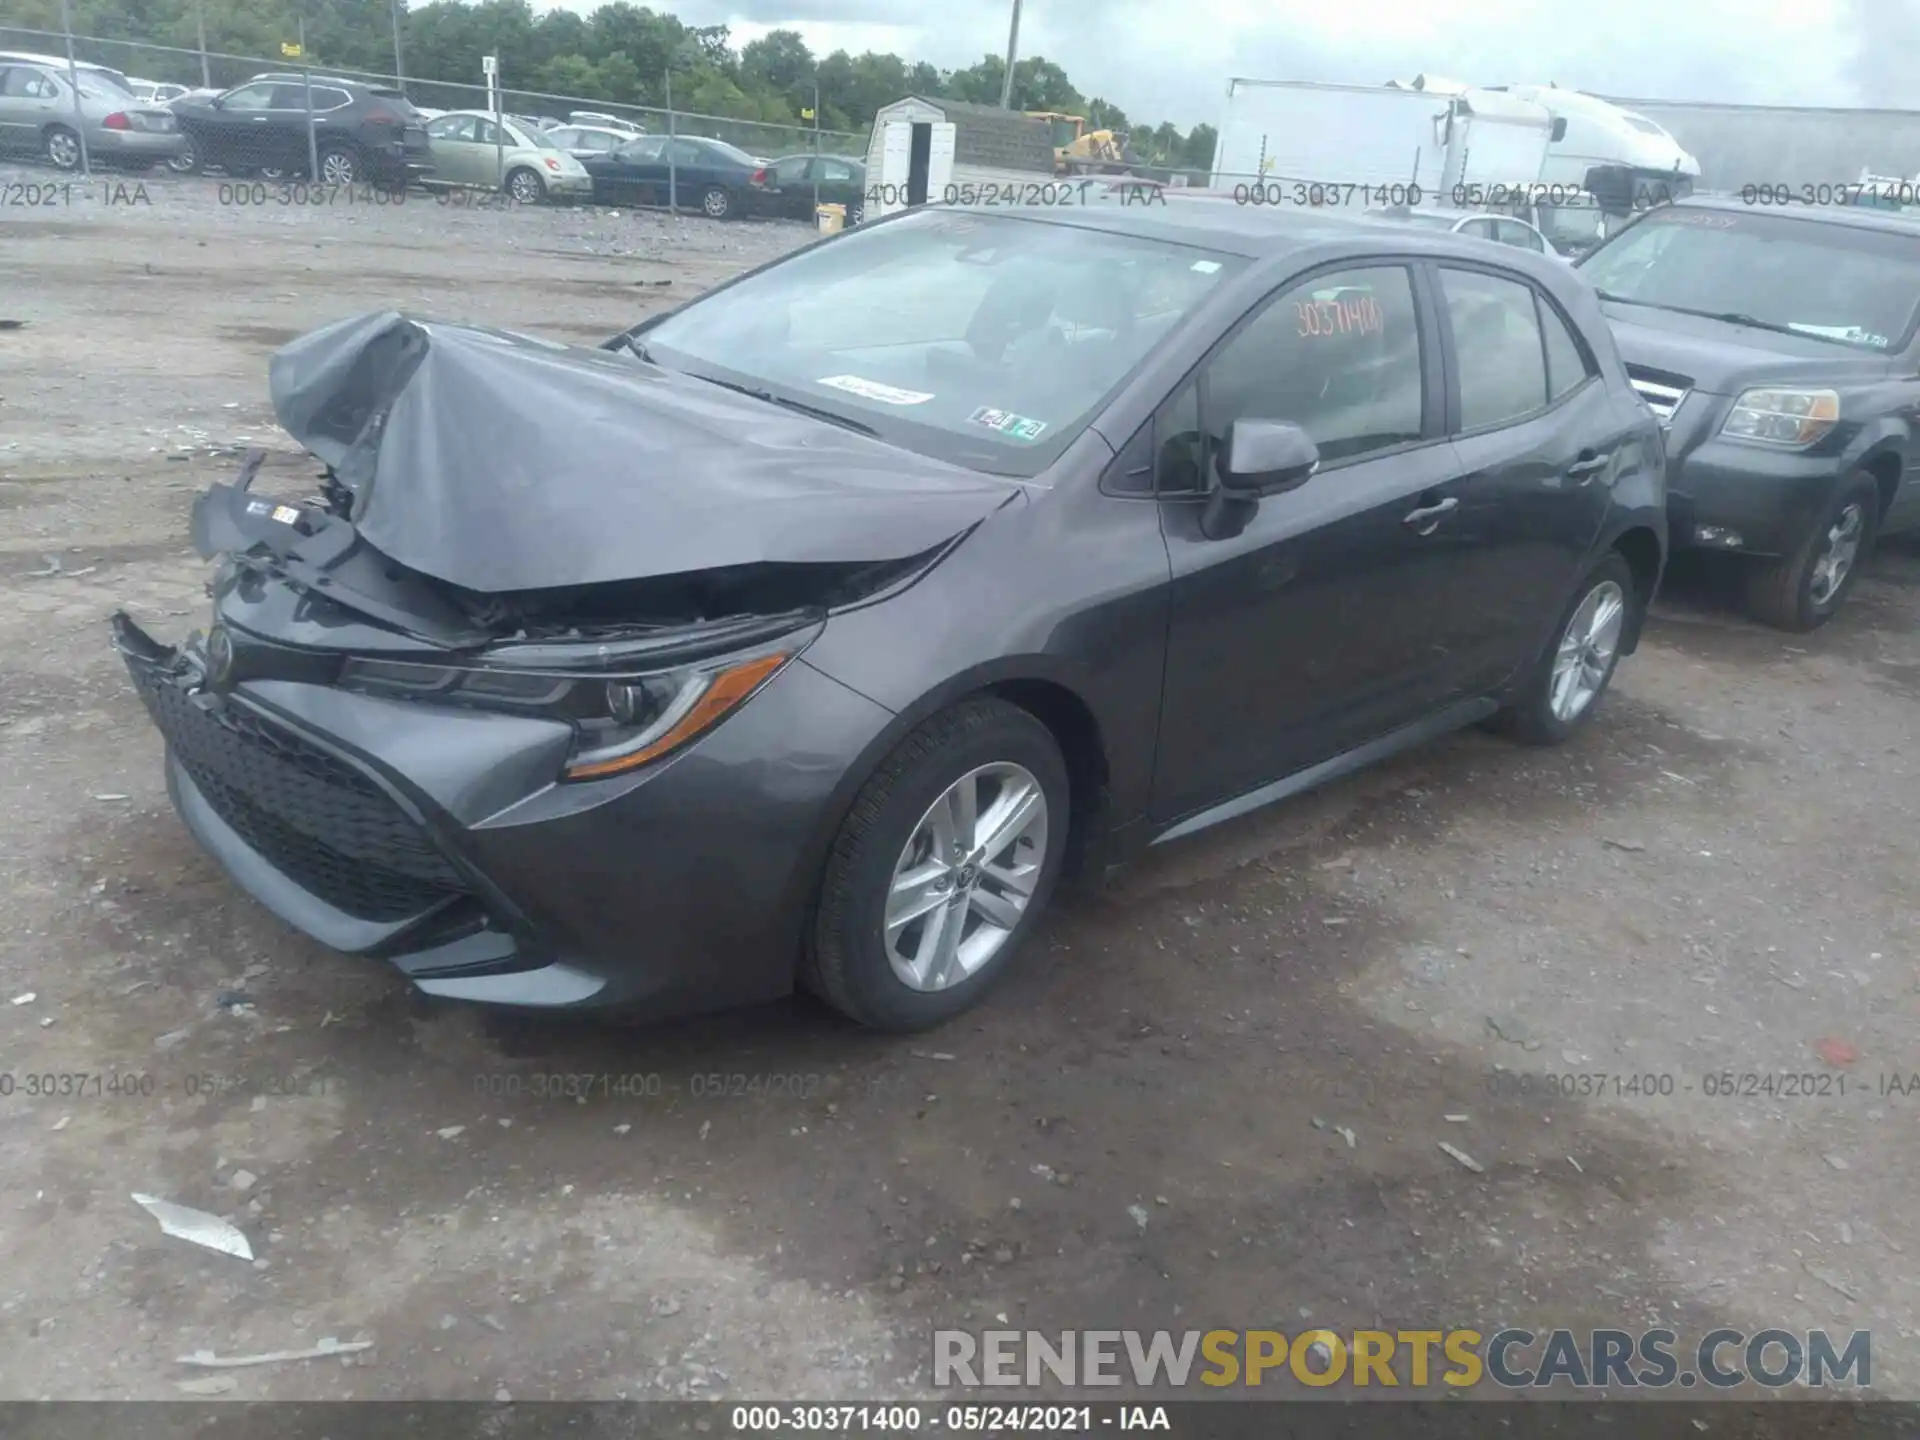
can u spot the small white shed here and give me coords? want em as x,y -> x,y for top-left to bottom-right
863,96 -> 1059,219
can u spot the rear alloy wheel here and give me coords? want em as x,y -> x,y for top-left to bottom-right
505,166 -> 545,205
166,139 -> 200,174
700,185 -> 732,219
43,125 -> 82,171
317,145 -> 361,186
806,697 -> 1070,1031
1494,552 -> 1638,746
1744,474 -> 1879,631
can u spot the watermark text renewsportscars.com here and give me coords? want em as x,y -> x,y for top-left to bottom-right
933,1328 -> 1871,1391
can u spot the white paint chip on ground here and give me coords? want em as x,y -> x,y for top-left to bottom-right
1437,1142 -> 1485,1174
132,1194 -> 254,1260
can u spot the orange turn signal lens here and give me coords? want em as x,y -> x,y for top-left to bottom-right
562,651 -> 789,780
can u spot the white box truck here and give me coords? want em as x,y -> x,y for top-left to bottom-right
1207,79 -> 1560,203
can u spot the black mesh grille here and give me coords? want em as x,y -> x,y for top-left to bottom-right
125,656 -> 467,922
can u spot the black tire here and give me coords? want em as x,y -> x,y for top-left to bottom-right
805,697 -> 1070,1032
43,125 -> 82,172
166,138 -> 201,175
316,144 -> 361,186
1744,473 -> 1879,632
699,184 -> 732,219
505,166 -> 545,205
1495,552 -> 1639,746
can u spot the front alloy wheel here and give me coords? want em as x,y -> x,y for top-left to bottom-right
885,762 -> 1048,992
807,697 -> 1070,1031
1809,502 -> 1865,608
1745,473 -> 1880,631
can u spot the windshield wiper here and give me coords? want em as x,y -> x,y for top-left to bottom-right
1594,293 -> 1852,342
623,334 -> 654,363
691,374 -> 880,437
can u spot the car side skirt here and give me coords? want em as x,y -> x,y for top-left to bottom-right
1149,696 -> 1500,846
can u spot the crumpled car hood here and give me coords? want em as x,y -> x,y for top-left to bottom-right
267,311 -> 1022,595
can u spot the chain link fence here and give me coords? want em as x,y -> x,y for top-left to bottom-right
0,24 -> 866,210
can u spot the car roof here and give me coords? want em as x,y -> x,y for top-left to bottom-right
0,51 -> 122,75
245,71 -> 376,89
1665,192 -> 1920,237
767,152 -> 864,165
921,201 -> 1597,280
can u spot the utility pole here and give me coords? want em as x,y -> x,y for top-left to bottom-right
389,0 -> 407,95
195,0 -> 210,88
59,0 -> 90,176
998,0 -> 1021,110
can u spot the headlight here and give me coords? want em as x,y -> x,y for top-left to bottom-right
1721,388 -> 1839,447
340,646 -> 794,781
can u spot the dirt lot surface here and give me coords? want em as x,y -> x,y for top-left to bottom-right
1,167 -> 1917,1404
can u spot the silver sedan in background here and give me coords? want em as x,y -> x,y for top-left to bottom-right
0,58 -> 185,171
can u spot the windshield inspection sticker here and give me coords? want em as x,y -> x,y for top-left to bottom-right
816,374 -> 935,405
968,406 -> 1049,442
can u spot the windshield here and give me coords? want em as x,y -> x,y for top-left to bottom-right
638,209 -> 1246,477
1049,118 -> 1079,148
1580,208 -> 1920,351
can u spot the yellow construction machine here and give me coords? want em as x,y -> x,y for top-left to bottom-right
1026,111 -> 1139,175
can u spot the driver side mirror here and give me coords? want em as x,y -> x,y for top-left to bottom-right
1217,419 -> 1320,497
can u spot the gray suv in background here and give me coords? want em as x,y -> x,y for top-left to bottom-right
171,76 -> 432,185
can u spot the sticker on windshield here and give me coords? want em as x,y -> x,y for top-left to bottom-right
968,406 -> 1048,442
816,374 -> 935,405
1191,259 -> 1222,273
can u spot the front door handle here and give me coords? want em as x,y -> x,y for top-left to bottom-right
1566,451 -> 1610,483
1402,495 -> 1458,534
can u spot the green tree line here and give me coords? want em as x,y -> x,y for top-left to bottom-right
2,0 -> 1216,167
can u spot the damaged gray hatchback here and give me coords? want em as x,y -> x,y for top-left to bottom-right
114,202 -> 1665,1031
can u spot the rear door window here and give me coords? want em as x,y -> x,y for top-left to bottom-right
219,83 -> 276,111
1537,294 -> 1595,401
1438,266 -> 1550,430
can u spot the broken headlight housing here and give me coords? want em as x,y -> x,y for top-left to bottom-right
339,643 -> 798,781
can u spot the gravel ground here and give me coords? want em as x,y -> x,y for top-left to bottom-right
1,166 -> 1917,1404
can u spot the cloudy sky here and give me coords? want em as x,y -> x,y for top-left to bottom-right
547,0 -> 1918,130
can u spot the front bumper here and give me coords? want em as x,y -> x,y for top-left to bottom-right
113,612 -> 895,1015
543,172 -> 594,198
1662,393 -> 1850,557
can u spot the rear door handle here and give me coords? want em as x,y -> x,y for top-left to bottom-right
1402,496 -> 1458,534
1566,451 -> 1610,482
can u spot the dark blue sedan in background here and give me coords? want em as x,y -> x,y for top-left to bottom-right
581,133 -> 764,219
